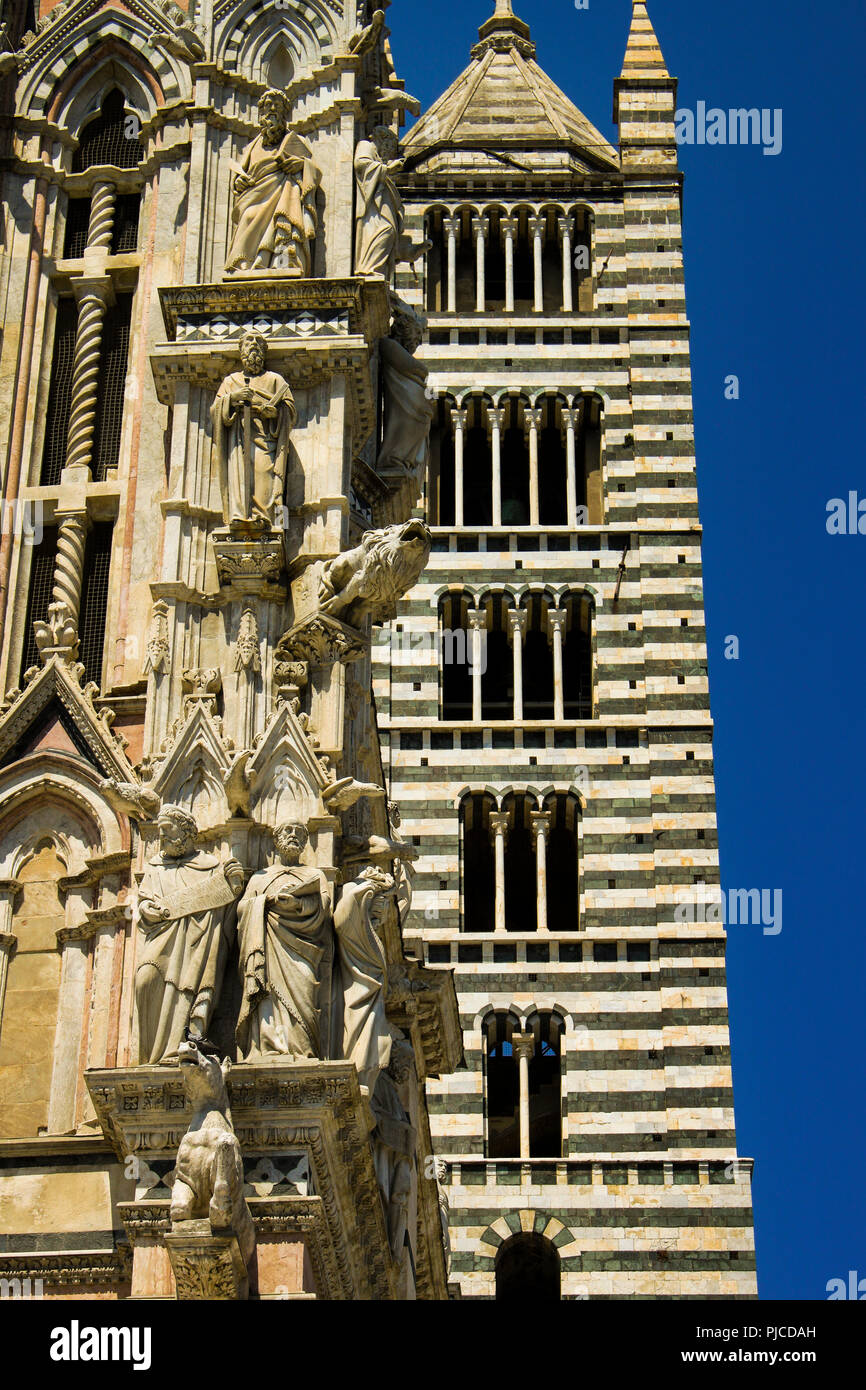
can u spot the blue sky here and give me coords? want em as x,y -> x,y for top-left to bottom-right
390,0 -> 866,1300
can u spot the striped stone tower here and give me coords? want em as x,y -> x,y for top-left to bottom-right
372,0 -> 758,1299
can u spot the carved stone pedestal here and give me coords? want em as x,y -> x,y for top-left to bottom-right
165,1219 -> 249,1300
212,527 -> 286,589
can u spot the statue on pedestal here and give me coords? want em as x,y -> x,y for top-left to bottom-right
235,822 -> 334,1061
354,127 -> 429,280
376,306 -> 436,477
333,863 -> 396,1093
224,88 -> 321,276
135,806 -> 244,1064
211,331 -> 296,527
318,519 -> 432,627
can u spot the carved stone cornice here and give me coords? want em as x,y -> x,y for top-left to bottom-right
386,958 -> 463,1081
0,1247 -> 131,1287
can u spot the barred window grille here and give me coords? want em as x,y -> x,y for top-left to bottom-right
72,89 -> 143,171
40,297 -> 78,485
78,523 -> 113,686
111,193 -> 141,253
19,528 -> 58,679
92,293 -> 133,480
63,197 -> 92,259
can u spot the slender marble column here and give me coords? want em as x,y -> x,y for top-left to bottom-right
488,406 -> 506,527
548,609 -> 567,721
524,407 -> 543,527
507,608 -> 527,721
531,812 -> 552,932
529,215 -> 545,312
561,406 -> 580,528
512,1031 -> 536,1159
558,215 -> 575,312
473,216 -> 489,313
501,216 -> 518,312
468,609 -> 486,722
451,408 -> 467,527
489,812 -> 510,934
444,216 -> 459,313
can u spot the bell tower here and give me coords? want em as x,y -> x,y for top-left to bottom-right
372,0 -> 758,1299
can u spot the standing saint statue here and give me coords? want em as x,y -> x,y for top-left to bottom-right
332,863 -> 396,1094
224,88 -> 321,276
354,127 -> 428,280
235,822 -> 334,1061
135,805 -> 244,1064
376,306 -> 435,477
211,331 -> 296,527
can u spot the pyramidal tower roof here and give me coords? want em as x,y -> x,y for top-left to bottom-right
403,0 -> 619,171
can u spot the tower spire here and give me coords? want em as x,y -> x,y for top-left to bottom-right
478,0 -> 531,45
619,0 -> 671,80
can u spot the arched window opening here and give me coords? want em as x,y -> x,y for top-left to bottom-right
512,208 -> 535,312
92,293 -> 133,479
40,298 -> 78,485
562,593 -> 594,719
19,527 -> 58,681
454,207 -> 476,313
570,205 -> 594,312
461,793 -> 496,934
526,1012 -> 563,1156
464,398 -> 493,525
581,394 -> 604,526
480,595 -> 513,721
496,1233 -> 561,1301
424,207 -> 447,312
522,594 -> 554,720
440,592 -> 473,720
0,842 -> 66,1139
540,206 -> 562,313
501,398 -> 529,525
427,399 -> 452,525
545,793 -> 580,933
484,1012 -> 520,1157
73,89 -> 143,171
502,792 -> 536,931
539,396 -> 568,526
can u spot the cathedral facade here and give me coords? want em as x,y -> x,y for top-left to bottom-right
0,0 -> 755,1301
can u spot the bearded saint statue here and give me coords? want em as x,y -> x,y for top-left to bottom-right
235,822 -> 334,1061
211,331 -> 296,527
224,88 -> 321,277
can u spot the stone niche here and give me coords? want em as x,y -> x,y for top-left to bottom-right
87,1061 -> 396,1300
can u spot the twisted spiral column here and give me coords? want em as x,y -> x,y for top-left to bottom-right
64,288 -> 109,475
52,513 -> 88,627
86,181 -> 116,249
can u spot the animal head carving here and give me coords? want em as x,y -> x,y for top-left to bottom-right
178,1035 -> 231,1110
